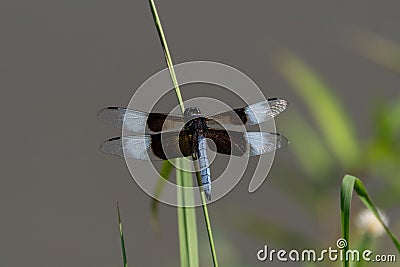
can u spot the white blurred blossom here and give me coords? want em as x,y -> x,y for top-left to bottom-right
356,209 -> 389,237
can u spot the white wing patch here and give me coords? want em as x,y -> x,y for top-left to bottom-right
244,98 -> 288,125
101,136 -> 152,160
98,108 -> 149,133
121,110 -> 149,133
245,132 -> 288,156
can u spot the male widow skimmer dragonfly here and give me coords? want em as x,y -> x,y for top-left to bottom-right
98,98 -> 288,200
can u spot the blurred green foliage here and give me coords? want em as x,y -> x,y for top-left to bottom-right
367,100 -> 400,193
234,34 -> 400,266
278,51 -> 361,170
348,30 -> 400,74
147,30 -> 400,266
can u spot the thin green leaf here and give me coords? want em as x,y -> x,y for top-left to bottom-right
117,203 -> 128,267
340,175 -> 400,267
151,160 -> 174,233
277,52 -> 361,168
177,159 -> 200,267
353,178 -> 400,250
148,1 -> 218,266
148,1 -> 199,265
177,160 -> 189,267
148,0 -> 184,113
341,175 -> 355,267
183,168 -> 199,267
193,167 -> 219,267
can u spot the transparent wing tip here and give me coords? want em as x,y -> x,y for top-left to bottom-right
100,137 -> 123,157
276,134 -> 289,149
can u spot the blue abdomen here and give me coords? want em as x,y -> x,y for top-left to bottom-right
197,136 -> 211,200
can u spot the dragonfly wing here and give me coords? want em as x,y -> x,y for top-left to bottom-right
245,132 -> 289,156
204,129 -> 288,157
100,131 -> 193,160
98,107 -> 184,133
204,129 -> 248,156
101,136 -> 153,160
206,98 -> 288,127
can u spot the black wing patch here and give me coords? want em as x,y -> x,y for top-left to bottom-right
100,131 -> 193,160
150,131 -> 193,160
204,129 -> 288,157
204,129 -> 248,156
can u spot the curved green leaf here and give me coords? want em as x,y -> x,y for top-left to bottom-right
340,175 -> 400,267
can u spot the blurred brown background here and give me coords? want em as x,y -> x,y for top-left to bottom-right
1,1 -> 399,266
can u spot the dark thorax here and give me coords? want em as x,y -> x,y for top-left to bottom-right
183,107 -> 208,155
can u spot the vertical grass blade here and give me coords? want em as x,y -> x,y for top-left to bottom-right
177,159 -> 199,267
117,203 -> 128,267
148,0 -> 184,113
147,1 -> 197,264
147,1 -> 218,266
340,175 -> 400,267
176,162 -> 190,267
193,161 -> 219,267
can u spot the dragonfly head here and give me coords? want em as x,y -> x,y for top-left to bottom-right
184,107 -> 202,122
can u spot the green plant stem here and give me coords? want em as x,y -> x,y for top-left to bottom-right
148,1 -> 218,266
194,168 -> 219,267
117,203 -> 128,267
177,159 -> 198,267
148,0 -> 184,113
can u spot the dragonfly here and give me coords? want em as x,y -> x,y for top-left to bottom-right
98,98 -> 288,200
